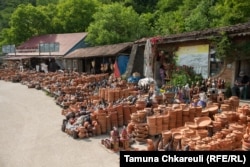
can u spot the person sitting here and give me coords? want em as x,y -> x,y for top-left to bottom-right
232,71 -> 249,99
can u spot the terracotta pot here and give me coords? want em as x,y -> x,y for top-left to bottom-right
147,116 -> 156,125
232,130 -> 243,141
183,129 -> 195,138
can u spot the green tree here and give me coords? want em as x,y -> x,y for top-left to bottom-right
156,0 -> 183,12
36,0 -> 58,6
210,0 -> 250,27
6,4 -> 50,45
53,0 -> 99,33
38,4 -> 58,34
85,2 -> 148,45
155,10 -> 185,35
184,0 -> 212,32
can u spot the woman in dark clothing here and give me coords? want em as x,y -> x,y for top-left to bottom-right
232,71 -> 249,99
159,64 -> 166,87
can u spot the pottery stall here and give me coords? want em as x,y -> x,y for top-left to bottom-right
1,69 -> 250,151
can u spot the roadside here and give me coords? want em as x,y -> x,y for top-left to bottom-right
0,80 -> 119,167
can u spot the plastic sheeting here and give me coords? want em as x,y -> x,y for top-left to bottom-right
117,54 -> 129,75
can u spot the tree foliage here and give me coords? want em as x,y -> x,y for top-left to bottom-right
53,0 -> 99,33
0,0 -> 250,49
85,2 -> 148,45
4,4 -> 50,45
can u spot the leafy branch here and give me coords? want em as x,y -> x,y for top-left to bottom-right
210,32 -> 232,61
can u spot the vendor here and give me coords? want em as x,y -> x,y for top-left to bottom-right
232,71 -> 249,99
159,64 -> 166,87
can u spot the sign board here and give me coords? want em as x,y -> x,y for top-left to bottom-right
2,45 -> 16,53
39,42 -> 59,52
175,44 -> 209,79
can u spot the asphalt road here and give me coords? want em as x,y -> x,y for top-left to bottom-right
0,80 -> 119,167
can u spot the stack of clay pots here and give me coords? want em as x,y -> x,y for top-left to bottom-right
147,115 -> 157,136
237,105 -> 249,125
175,108 -> 183,128
113,89 -> 120,102
147,139 -> 155,151
109,109 -> 118,128
162,114 -> 169,131
182,108 -> 190,126
99,88 -> 106,99
137,110 -> 147,123
232,130 -> 243,149
195,106 -> 202,117
135,99 -> 147,110
129,105 -> 137,114
97,109 -> 107,134
131,113 -> 139,123
162,130 -> 172,146
114,104 -> 124,127
242,123 -> 250,151
107,89 -> 115,102
134,123 -> 148,143
214,113 -> 228,128
156,115 -> 163,134
189,107 -> 195,122
222,111 -> 237,123
123,105 -> 131,125
168,110 -> 177,129
229,96 -> 240,112
172,131 -> 182,150
212,121 -> 222,133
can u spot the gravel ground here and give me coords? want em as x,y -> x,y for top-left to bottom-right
0,80 -> 119,167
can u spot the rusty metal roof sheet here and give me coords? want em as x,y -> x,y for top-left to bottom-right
135,22 -> 250,44
65,42 -> 133,58
15,32 -> 87,56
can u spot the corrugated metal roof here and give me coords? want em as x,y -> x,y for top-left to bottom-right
135,22 -> 250,44
12,32 -> 87,56
65,42 -> 133,58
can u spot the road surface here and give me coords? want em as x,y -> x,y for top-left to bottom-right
0,80 -> 119,167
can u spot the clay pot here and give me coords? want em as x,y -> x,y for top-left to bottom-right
195,116 -> 212,129
185,122 -> 198,130
173,132 -> 182,141
190,135 -> 201,142
148,126 -> 157,136
229,123 -> 244,132
213,132 -> 223,140
233,130 -> 243,141
208,141 -> 219,150
147,115 -> 156,123
195,144 -> 210,151
162,130 -> 172,140
183,129 -> 195,138
196,129 -> 208,138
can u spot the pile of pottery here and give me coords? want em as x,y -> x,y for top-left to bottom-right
242,123 -> 250,151
102,126 -> 131,151
147,115 -> 158,136
133,123 -> 149,142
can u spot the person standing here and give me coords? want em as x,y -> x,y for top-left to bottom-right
19,60 -> 24,72
232,71 -> 249,99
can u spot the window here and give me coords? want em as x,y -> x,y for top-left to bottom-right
39,43 -> 60,52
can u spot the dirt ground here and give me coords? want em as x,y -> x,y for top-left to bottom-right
0,80 -> 120,167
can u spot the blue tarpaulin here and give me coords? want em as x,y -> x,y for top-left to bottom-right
117,54 -> 129,75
